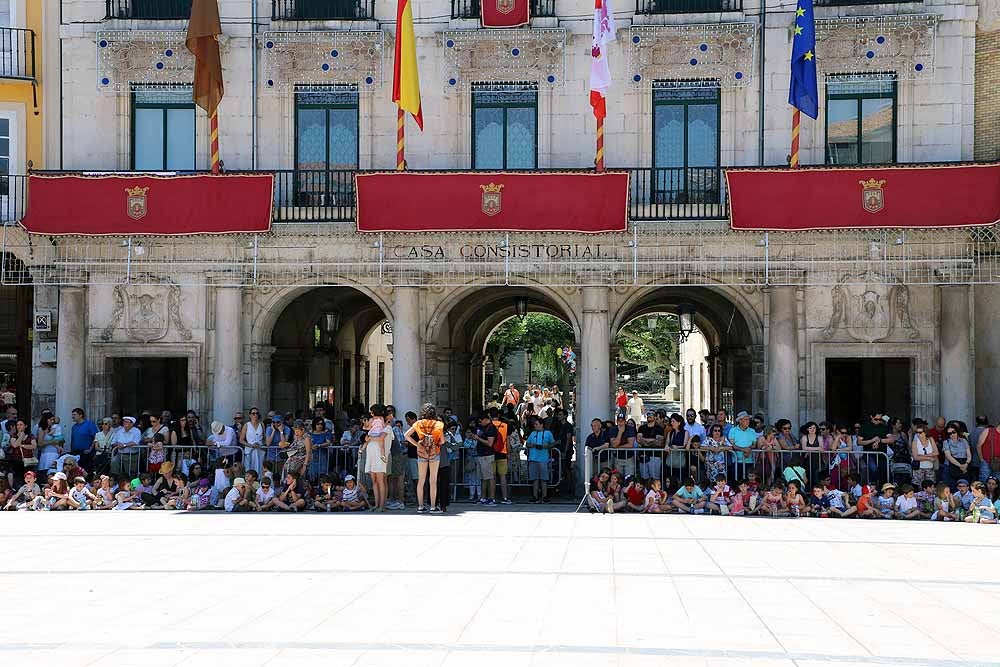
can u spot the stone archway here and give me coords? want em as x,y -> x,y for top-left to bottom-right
611,284 -> 764,416
424,284 -> 581,418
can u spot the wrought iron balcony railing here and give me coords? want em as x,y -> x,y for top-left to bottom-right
272,0 -> 376,20
634,0 -> 743,14
451,0 -> 557,20
814,0 -> 918,5
106,0 -> 194,20
0,27 -> 35,81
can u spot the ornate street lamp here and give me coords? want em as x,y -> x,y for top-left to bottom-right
646,314 -> 659,330
526,348 -> 533,384
676,303 -> 696,343
515,296 -> 528,320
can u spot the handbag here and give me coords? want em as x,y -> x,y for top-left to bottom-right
19,447 -> 38,467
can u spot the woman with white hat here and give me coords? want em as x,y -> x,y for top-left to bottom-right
110,416 -> 142,478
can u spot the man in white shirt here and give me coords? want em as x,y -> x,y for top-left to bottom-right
627,391 -> 645,423
209,420 -> 240,460
111,416 -> 142,478
684,409 -> 706,441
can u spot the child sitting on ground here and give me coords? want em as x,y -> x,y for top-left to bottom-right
819,475 -> 855,518
644,478 -> 669,514
785,480 -> 806,518
164,473 -> 189,510
274,471 -> 307,512
4,470 -> 41,511
708,474 -> 734,515
254,474 -> 276,511
915,479 -> 937,516
932,483 -> 959,521
731,479 -> 759,516
856,485 -> 880,519
113,478 -> 136,510
894,483 -> 925,519
313,475 -> 337,512
68,476 -> 96,510
805,484 -> 831,517
94,475 -> 115,509
875,483 -> 896,519
672,477 -> 707,514
953,479 -> 973,520
624,477 -> 646,512
966,481 -> 997,524
337,474 -> 368,511
188,478 -> 213,511
224,477 -> 250,512
761,481 -> 787,517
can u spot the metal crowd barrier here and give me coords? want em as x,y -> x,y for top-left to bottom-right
587,446 -> 892,494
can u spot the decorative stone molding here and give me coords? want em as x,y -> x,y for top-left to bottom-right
260,30 -> 385,93
100,275 -> 193,343
442,29 -> 566,92
626,23 -> 756,89
97,30 -> 193,92
980,2 -> 1000,35
816,14 -> 938,81
821,270 -> 918,343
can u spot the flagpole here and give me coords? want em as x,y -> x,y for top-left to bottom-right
595,115 -> 605,172
790,108 -> 800,169
210,109 -> 220,174
396,106 -> 405,171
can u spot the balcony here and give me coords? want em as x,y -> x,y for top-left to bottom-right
634,0 -> 743,14
0,27 -> 35,81
272,0 -> 376,20
106,0 -> 193,20
814,0 -> 918,5
451,0 -> 557,20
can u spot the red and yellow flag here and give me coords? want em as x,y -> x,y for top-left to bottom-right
186,0 -> 224,115
392,0 -> 423,130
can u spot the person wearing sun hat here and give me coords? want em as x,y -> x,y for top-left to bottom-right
208,420 -> 241,464
224,476 -> 249,512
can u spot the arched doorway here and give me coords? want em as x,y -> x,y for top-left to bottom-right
268,286 -> 392,418
426,286 -> 581,419
612,286 -> 763,416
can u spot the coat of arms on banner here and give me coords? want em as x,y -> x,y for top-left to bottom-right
859,178 -> 885,214
125,186 -> 149,221
822,270 -> 918,343
496,0 -> 516,13
480,182 -> 504,217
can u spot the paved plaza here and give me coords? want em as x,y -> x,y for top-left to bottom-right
3,507 -> 1000,667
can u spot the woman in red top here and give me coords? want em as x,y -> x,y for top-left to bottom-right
404,404 -> 445,513
977,423 -> 1000,483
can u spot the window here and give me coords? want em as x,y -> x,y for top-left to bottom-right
472,83 -> 537,170
652,82 -> 720,203
295,86 -> 359,171
131,87 -> 195,171
825,77 -> 896,165
0,115 -> 10,196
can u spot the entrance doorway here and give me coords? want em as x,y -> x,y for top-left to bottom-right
825,358 -> 911,426
112,357 -> 188,417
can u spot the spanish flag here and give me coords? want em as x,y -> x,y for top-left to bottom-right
392,0 -> 423,130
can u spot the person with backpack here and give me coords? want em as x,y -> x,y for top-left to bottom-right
489,407 -> 513,505
404,404 -> 445,513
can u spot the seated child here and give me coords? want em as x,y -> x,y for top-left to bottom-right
931,483 -> 959,521
785,480 -> 806,518
761,482 -> 788,517
164,473 -> 189,510
731,479 -> 759,516
915,479 -> 937,516
821,478 -> 855,518
135,473 -> 157,508
856,485 -> 880,519
224,477 -> 250,512
94,475 -> 115,510
894,483 -> 925,519
953,479 -> 973,519
644,478 -> 669,514
313,475 -> 337,512
188,478 -> 213,511
624,477 -> 646,512
337,474 -> 368,511
254,475 -> 276,511
805,484 -> 831,517
274,471 -> 307,512
112,478 -> 136,510
68,476 -> 96,510
707,474 -> 734,515
876,483 -> 897,519
4,470 -> 42,511
672,477 -> 707,514
965,481 -> 997,524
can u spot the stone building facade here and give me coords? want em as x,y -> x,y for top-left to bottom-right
4,0 -> 999,473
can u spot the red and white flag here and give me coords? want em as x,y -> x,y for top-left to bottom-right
589,0 -> 615,121
481,0 -> 530,28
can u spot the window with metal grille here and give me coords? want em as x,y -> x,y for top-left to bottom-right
472,82 -> 537,170
652,81 -> 720,204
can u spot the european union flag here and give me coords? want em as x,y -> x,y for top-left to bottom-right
789,0 -> 818,119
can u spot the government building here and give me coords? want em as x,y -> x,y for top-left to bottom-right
0,0 -> 998,471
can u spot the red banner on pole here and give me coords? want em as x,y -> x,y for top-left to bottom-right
21,173 -> 274,236
481,0 -> 530,28
356,171 -> 629,233
727,164 -> 1000,231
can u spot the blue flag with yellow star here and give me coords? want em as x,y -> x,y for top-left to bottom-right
789,0 -> 818,119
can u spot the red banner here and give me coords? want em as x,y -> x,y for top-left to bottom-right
727,164 -> 1000,231
21,173 -> 273,236
355,171 -> 629,233
481,0 -> 529,28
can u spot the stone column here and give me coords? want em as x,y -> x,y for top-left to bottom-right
55,287 -> 86,433
766,286 -> 799,424
940,284 -> 973,426
212,287 -> 243,424
578,287 -> 611,492
390,287 -> 422,416
974,285 -> 1000,418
